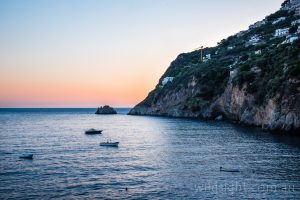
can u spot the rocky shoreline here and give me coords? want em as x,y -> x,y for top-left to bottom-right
129,73 -> 300,134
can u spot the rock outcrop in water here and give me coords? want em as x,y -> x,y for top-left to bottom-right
129,0 -> 300,134
95,105 -> 117,114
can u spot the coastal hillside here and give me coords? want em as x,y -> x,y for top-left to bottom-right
129,0 -> 300,133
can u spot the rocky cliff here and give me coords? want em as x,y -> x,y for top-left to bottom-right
129,0 -> 300,133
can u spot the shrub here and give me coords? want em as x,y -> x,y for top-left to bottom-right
267,76 -> 283,95
240,64 -> 251,71
247,82 -> 258,94
235,70 -> 255,87
266,10 -> 290,21
240,54 -> 249,62
288,64 -> 300,76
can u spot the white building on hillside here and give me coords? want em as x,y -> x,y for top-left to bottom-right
282,36 -> 299,44
296,6 -> 300,15
291,19 -> 300,25
246,35 -> 260,46
203,54 -> 211,62
161,77 -> 174,86
272,17 -> 286,25
255,50 -> 262,55
287,36 -> 299,43
281,0 -> 300,11
274,28 -> 289,37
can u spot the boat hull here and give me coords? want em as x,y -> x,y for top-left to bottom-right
100,142 -> 119,147
220,167 -> 240,172
85,130 -> 102,134
19,154 -> 33,159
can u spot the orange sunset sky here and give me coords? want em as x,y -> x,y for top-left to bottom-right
0,0 -> 283,107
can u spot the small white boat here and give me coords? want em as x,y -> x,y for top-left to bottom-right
220,167 -> 240,172
100,142 -> 119,147
19,154 -> 33,160
85,129 -> 103,134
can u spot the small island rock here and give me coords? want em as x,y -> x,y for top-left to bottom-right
95,105 -> 117,114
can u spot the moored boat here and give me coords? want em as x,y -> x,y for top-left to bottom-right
85,129 -> 103,134
220,167 -> 240,172
99,142 -> 119,147
19,154 -> 33,160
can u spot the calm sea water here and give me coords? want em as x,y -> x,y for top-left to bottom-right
0,108 -> 300,199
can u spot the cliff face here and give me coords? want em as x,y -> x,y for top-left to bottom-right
129,0 -> 300,133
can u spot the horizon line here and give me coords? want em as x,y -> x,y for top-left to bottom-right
0,107 -> 133,109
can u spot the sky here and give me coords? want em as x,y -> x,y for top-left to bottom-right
0,0 -> 284,108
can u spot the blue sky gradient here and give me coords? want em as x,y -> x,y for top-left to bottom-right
0,0 -> 283,107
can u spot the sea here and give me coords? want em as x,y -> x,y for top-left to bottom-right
0,108 -> 300,199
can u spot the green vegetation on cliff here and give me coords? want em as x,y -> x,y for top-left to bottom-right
130,0 -> 300,133
154,7 -> 300,106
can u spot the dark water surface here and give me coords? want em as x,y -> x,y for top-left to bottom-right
0,108 -> 300,199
